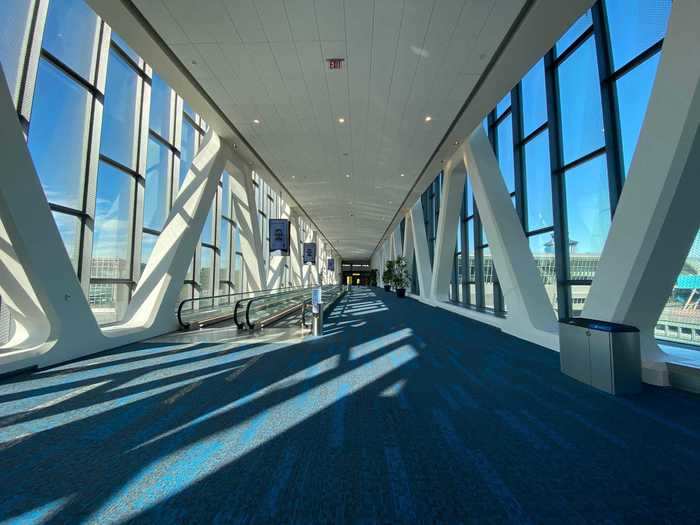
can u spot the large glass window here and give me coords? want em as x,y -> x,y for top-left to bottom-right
496,115 -> 515,193
144,138 -> 170,230
28,59 -> 90,209
0,0 -> 33,103
555,11 -> 592,56
149,72 -> 172,140
557,37 -> 604,163
604,0 -> 671,69
43,0 -> 99,81
523,130 -> 553,230
100,49 -> 139,168
521,59 -> 547,137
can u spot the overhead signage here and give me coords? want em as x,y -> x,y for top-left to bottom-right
269,219 -> 290,256
303,242 -> 317,265
327,258 -> 335,272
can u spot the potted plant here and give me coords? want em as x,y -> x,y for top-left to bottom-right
382,260 -> 395,292
392,256 -> 410,298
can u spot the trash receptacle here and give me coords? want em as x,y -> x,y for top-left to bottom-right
559,318 -> 641,395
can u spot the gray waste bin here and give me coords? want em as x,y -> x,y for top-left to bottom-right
559,318 -> 641,395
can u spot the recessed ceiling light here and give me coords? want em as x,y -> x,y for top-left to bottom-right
292,175 -> 295,179
338,117 -> 345,124
424,115 -> 432,123
253,119 -> 260,124
345,173 -> 350,178
454,140 -> 459,146
400,173 -> 405,177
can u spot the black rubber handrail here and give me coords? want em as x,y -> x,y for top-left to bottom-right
177,284 -> 308,330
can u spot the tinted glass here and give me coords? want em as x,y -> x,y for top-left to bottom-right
89,283 -> 129,324
0,0 -> 32,102
200,246 -> 214,298
555,11 -> 592,56
144,138 -> 169,230
43,0 -> 99,81
29,59 -> 90,209
557,37 -> 604,163
111,33 -> 140,65
141,231 -> 158,272
496,92 -> 511,117
149,73 -> 172,140
496,115 -> 514,192
564,155 -> 610,278
92,162 -> 133,279
201,203 -> 214,245
219,218 -> 230,281
615,53 -> 660,176
100,49 -> 138,168
528,232 -> 557,310
521,59 -> 547,136
179,119 -> 196,186
524,130 -> 553,230
53,211 -> 80,272
483,246 -> 495,309
605,0 -> 671,70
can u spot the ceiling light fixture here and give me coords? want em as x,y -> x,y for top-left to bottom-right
338,117 -> 345,124
424,115 -> 432,123
253,119 -> 260,124
345,173 -> 350,178
400,173 -> 405,177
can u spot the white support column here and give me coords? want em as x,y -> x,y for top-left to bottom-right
403,212 -> 415,279
430,163 -> 466,301
310,231 -> 320,286
582,0 -> 700,385
464,127 -> 558,348
409,199 -> 433,297
392,227 -> 402,260
289,210 -> 302,287
232,167 -> 264,291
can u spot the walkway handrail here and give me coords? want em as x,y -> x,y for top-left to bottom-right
242,286 -> 316,329
177,284 -> 309,330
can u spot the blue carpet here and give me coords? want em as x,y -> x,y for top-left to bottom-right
1,287 -> 699,523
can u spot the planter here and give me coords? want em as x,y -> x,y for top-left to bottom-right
383,284 -> 391,292
396,288 -> 406,298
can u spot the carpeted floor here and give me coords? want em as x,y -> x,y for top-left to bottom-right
1,287 -> 700,523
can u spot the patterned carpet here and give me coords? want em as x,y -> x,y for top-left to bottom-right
1,287 -> 699,523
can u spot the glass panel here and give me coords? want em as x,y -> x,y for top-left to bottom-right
464,178 -> 473,217
524,130 -> 553,230
53,211 -> 81,272
29,59 -> 90,209
483,247 -> 495,310
564,155 -> 609,280
201,203 -> 214,245
615,53 -> 660,177
92,162 -> 133,279
179,284 -> 193,307
179,119 -> 196,185
233,252 -> 243,291
149,73 -> 172,140
200,246 -> 214,299
111,32 -> 140,65
528,232 -> 557,311
144,138 -> 169,230
89,282 -> 129,324
569,284 -> 591,317
219,218 -> 230,283
140,231 -> 157,272
100,49 -> 138,168
496,115 -> 514,192
657,231 -> 700,346
496,92 -> 511,117
43,0 -> 99,81
221,171 -> 231,218
557,37 -> 604,164
555,11 -> 592,56
183,100 -> 196,121
0,0 -> 33,102
605,0 -> 671,70
521,59 -> 547,137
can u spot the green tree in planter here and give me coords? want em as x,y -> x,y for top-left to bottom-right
382,260 -> 395,290
392,256 -> 410,297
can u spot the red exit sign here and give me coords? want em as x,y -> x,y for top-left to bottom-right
326,58 -> 345,70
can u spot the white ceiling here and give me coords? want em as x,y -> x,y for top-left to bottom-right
133,0 -> 525,259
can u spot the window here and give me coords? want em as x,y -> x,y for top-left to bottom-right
523,130 -> 553,230
149,72 -> 172,140
144,138 -> 170,231
557,37 -> 604,164
604,0 -> 671,69
555,11 -> 592,56
521,59 -> 547,137
496,115 -> 515,193
0,0 -> 33,103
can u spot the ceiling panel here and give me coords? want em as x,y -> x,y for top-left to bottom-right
133,0 -> 524,258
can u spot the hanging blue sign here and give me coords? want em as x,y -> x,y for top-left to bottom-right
327,258 -> 335,271
269,219 -> 290,255
303,242 -> 316,265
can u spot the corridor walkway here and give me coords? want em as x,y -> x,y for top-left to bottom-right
1,288 -> 700,523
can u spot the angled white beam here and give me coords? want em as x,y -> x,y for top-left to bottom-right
232,167 -> 264,291
431,163 -> 466,301
121,130 -> 226,331
392,227 -> 402,261
409,199 -> 432,297
464,127 -> 558,348
289,209 -> 302,286
583,0 -> 700,385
